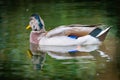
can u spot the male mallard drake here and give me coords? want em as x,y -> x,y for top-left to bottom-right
26,14 -> 111,46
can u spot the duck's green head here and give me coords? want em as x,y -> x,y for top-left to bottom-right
26,14 -> 44,31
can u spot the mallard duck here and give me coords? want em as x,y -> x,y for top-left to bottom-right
26,14 -> 111,46
26,14 -> 111,70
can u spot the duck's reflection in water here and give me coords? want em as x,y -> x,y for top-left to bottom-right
28,43 -> 110,70
32,53 -> 46,70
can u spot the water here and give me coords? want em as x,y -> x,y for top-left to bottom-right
0,0 -> 120,80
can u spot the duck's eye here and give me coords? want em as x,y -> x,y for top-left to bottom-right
33,26 -> 37,30
33,26 -> 37,31
33,26 -> 35,28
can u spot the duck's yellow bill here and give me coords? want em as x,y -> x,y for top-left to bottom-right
26,25 -> 31,30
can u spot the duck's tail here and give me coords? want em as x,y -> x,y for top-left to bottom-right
96,27 -> 111,41
89,27 -> 111,41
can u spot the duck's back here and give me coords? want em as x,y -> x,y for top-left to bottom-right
45,25 -> 97,38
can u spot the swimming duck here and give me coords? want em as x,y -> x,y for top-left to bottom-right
26,14 -> 111,46
26,14 -> 111,70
